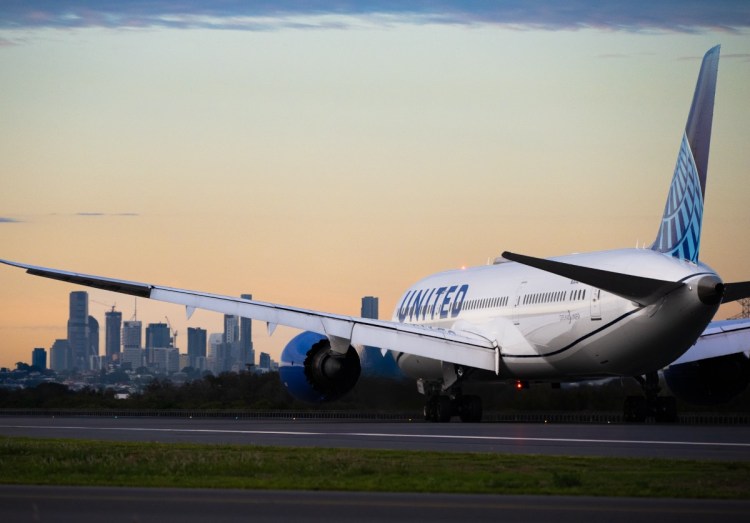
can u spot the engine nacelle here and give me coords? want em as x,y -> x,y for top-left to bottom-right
279,331 -> 361,403
664,353 -> 750,405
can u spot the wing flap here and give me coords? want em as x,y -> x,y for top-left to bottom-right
150,287 -> 499,370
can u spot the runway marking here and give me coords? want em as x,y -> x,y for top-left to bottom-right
2,424 -> 750,449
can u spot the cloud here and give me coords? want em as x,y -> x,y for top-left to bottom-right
76,212 -> 139,217
0,217 -> 20,223
597,53 -> 630,59
724,52 -> 750,61
677,51 -> 750,62
0,1 -> 748,33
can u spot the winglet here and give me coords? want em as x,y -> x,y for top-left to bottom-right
1,258 -> 152,298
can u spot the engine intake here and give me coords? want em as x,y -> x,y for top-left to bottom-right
279,331 -> 361,403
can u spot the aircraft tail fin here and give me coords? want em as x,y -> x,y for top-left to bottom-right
651,45 -> 720,263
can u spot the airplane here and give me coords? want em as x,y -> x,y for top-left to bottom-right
3,45 -> 750,422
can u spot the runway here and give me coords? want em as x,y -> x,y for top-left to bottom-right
1,416 -> 749,460
2,418 -> 749,522
2,485 -> 750,523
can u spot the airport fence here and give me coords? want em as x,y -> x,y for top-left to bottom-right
0,408 -> 748,424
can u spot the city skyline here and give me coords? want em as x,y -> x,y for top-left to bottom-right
1,2 -> 750,369
10,289 -> 368,373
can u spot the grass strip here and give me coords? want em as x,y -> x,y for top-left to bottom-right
0,436 -> 747,499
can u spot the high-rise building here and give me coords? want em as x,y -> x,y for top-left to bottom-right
207,332 -> 223,373
359,295 -> 401,378
31,348 -> 46,370
222,314 -> 240,370
240,294 -> 254,367
187,327 -> 207,368
194,356 -> 208,372
361,296 -> 379,319
105,308 -> 122,363
214,342 -> 231,374
179,353 -> 190,372
152,347 -> 180,373
89,354 -> 104,371
88,315 -> 99,368
259,352 -> 271,370
146,323 -> 171,349
223,315 -> 239,344
146,322 -> 171,366
49,339 -> 72,372
122,320 -> 142,349
122,320 -> 143,369
208,333 -> 223,358
67,291 -> 89,370
121,346 -> 143,370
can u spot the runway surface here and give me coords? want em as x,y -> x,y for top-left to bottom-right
1,485 -> 749,523
1,416 -> 749,460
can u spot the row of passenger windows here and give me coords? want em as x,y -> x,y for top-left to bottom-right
570,289 -> 587,301
464,296 -> 510,310
463,289 -> 588,312
522,289 -> 586,306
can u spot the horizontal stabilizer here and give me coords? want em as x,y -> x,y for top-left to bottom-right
723,281 -> 750,304
502,251 -> 684,306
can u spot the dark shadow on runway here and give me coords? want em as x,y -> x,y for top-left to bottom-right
1,485 -> 749,523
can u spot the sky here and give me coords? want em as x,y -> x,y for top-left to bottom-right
1,1 -> 750,369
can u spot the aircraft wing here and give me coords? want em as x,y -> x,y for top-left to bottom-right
0,259 -> 499,372
669,318 -> 750,365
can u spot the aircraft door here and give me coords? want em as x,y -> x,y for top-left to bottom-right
513,281 -> 527,325
590,288 -> 602,320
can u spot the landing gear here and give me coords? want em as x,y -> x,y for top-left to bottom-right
423,393 -> 483,423
424,396 -> 452,422
458,395 -> 483,423
623,372 -> 678,422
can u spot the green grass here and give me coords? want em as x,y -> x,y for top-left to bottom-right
1,436 -> 748,498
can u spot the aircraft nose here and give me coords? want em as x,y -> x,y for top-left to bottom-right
697,275 -> 725,305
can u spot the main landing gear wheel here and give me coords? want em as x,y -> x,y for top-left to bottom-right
623,373 -> 678,422
458,395 -> 482,423
423,394 -> 483,423
423,396 -> 451,422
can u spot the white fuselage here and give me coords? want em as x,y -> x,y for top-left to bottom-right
391,248 -> 721,382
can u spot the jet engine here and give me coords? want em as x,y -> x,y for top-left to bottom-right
664,353 -> 750,405
279,331 -> 361,402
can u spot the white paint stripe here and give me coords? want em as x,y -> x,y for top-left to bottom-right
2,424 -> 750,449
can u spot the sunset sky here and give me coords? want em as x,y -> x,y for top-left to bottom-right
1,2 -> 749,369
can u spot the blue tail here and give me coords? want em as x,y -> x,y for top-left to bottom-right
652,45 -> 720,263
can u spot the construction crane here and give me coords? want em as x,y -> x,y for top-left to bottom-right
164,316 -> 178,349
90,299 -> 117,313
731,298 -> 750,319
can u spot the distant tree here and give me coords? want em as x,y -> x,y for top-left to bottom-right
101,369 -> 130,385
